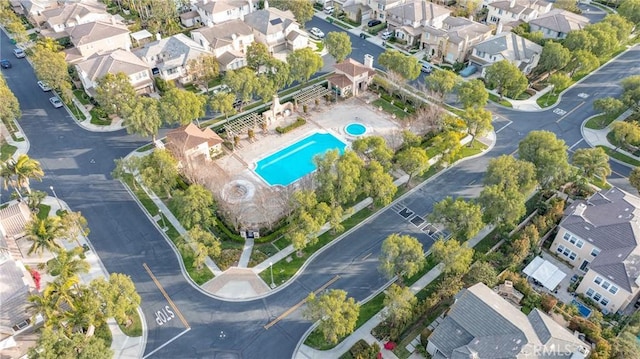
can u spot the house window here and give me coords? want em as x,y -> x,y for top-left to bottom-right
576,239 -> 584,248
569,252 -> 577,260
600,297 -> 609,306
585,288 -> 594,297
591,248 -> 600,257
498,9 -> 503,14
563,247 -> 571,257
594,276 -> 603,285
563,232 -> 571,240
557,245 -> 565,253
609,286 -> 618,294
490,16 -> 499,22
593,292 -> 602,301
602,281 -> 610,290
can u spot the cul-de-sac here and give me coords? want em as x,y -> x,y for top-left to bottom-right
1,0 -> 640,358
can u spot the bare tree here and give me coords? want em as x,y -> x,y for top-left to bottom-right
412,105 -> 444,135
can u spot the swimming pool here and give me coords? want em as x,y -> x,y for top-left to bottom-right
345,123 -> 367,136
571,299 -> 592,318
254,132 -> 346,186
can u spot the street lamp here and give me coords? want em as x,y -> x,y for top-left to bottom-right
49,186 -> 63,211
158,209 -> 167,231
269,261 -> 275,289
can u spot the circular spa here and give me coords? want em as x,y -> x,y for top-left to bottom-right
345,123 -> 367,137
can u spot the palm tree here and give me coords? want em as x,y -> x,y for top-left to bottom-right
2,154 -> 45,196
25,215 -> 65,255
572,147 -> 612,181
27,292 -> 60,328
47,247 -> 90,281
44,275 -> 79,313
62,288 -> 102,335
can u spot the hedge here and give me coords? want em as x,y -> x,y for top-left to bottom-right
276,117 -> 306,134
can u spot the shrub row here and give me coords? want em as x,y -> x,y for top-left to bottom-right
276,117 -> 306,134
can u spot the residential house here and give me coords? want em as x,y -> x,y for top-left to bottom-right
180,10 -> 201,28
328,55 -> 376,98
529,9 -> 589,39
427,283 -> 590,358
551,187 -> 640,313
469,32 -> 542,75
243,3 -> 308,53
193,0 -> 254,27
438,16 -> 493,64
358,0 -> 403,22
486,0 -> 551,25
75,49 -> 154,96
342,3 -> 370,24
135,34 -> 213,84
19,0 -> 57,19
65,20 -> 131,63
40,2 -> 112,34
386,0 -> 451,46
191,19 -> 254,71
166,123 -> 224,161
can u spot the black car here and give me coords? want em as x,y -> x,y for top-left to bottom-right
0,59 -> 11,69
367,19 -> 382,27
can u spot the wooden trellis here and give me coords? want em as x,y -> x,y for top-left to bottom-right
224,113 -> 263,138
293,85 -> 332,106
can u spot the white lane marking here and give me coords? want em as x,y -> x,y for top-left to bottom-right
495,120 -> 513,134
142,327 -> 191,359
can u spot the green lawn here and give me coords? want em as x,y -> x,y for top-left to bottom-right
488,93 -> 512,108
37,204 -> 51,220
0,143 -> 17,161
372,98 -> 409,119
73,89 -> 91,105
584,109 -> 625,129
118,311 -> 143,337
90,108 -> 112,126
597,145 -> 640,166
536,92 -> 560,108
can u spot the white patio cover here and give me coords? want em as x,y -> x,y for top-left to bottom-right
131,29 -> 153,42
523,256 -> 567,291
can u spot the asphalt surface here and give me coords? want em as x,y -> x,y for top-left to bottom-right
2,16 -> 639,358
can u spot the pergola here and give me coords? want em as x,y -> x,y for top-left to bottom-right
224,113 -> 263,139
293,85 -> 332,107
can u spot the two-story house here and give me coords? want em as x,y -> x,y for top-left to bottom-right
75,49 -> 154,97
438,16 -> 493,64
194,0 -> 255,27
135,34 -> 214,84
191,19 -> 254,71
386,0 -> 451,46
528,9 -> 589,39
39,2 -> 112,34
427,283 -> 590,358
486,0 -> 551,25
243,3 -> 308,53
65,20 -> 131,63
469,32 -> 542,75
328,55 -> 376,97
357,0 -> 403,22
551,187 -> 640,313
166,122 -> 224,162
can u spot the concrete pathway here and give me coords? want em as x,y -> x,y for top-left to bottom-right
237,237 -> 254,268
581,109 -> 637,162
487,85 -> 553,111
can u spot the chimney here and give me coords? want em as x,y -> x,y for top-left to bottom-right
156,33 -> 161,41
505,280 -> 513,288
496,21 -> 503,34
247,0 -> 253,13
264,0 -> 269,9
364,54 -> 373,68
240,10 -> 244,21
510,0 -> 516,7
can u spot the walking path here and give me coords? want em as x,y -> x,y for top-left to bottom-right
581,109 -> 640,166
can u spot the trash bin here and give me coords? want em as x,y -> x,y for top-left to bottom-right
329,18 -> 333,24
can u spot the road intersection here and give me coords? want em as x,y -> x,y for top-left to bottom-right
1,22 -> 639,359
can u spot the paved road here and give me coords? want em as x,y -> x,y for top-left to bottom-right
2,21 -> 640,358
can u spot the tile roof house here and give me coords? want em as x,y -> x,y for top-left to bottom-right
386,0 -> 452,46
356,0 -> 403,22
19,0 -> 57,18
75,49 -> 154,97
328,55 -> 376,98
469,32 -> 542,75
427,283 -> 590,359
191,19 -> 254,71
243,3 -> 308,53
486,0 -> 552,26
65,20 -> 131,62
40,2 -> 112,34
193,0 -> 255,27
551,187 -> 640,313
437,16 -> 493,64
135,34 -> 214,84
166,123 -> 224,161
528,9 -> 589,39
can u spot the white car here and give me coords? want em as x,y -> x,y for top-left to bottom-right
37,81 -> 52,91
381,30 -> 392,40
324,6 -> 334,14
309,27 -> 325,38
49,97 -> 63,108
13,48 -> 25,58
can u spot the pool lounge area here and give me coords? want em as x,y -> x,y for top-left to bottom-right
254,132 -> 347,186
571,299 -> 593,318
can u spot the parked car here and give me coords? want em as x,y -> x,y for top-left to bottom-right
381,30 -> 392,40
367,19 -> 382,27
49,96 -> 63,108
37,81 -> 52,91
309,27 -> 325,38
324,6 -> 334,14
420,63 -> 433,74
13,48 -> 25,58
0,59 -> 11,69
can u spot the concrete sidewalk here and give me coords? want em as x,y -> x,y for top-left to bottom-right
581,109 -> 639,166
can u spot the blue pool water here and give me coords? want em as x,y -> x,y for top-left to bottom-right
345,123 -> 367,136
255,132 -> 346,186
571,299 -> 592,318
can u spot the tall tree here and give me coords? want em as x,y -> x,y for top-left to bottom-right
0,75 -> 20,122
122,96 -> 162,141
461,107 -> 493,143
457,79 -> 488,109
266,58 -> 291,90
566,50 -> 600,77
378,50 -> 421,81
586,22 -> 618,57
209,92 -> 236,119
335,151 -> 365,205
47,247 -> 89,281
184,225 -> 221,258
429,197 -> 484,240
314,149 -> 340,204
518,130 -> 572,189
619,0 -> 640,25
95,72 -> 138,118
91,273 -> 141,327
484,155 -> 537,194
246,42 -> 271,71
223,67 -> 258,110
363,160 -> 397,207
286,190 -> 330,251
463,261 -> 498,287
379,233 -> 426,280
431,238 -> 474,275
424,69 -> 459,99
1,154 -> 44,197
30,39 -> 72,101
572,147 -> 611,181
325,31 -> 352,62
255,74 -> 277,102
139,149 -> 179,198
28,328 -> 112,359
270,0 -> 314,26
602,14 -> 634,43
630,167 -> 640,193
485,60 -> 528,100
593,97 -> 624,118
304,289 -> 360,344
186,54 -> 219,92
611,331 -> 640,359
621,75 -> 640,114
25,215 -> 65,255
610,121 -> 640,151
383,284 -> 417,336
287,47 -> 323,83
547,72 -> 572,96
352,136 -> 394,169
395,147 -> 429,185
478,184 -> 526,229
563,30 -> 596,52
169,184 -> 216,229
159,87 -> 206,125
